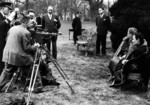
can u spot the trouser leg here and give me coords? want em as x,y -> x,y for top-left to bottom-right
0,63 -> 17,91
52,36 -> 57,59
0,44 -> 5,75
39,61 -> 53,81
47,40 -> 51,52
96,35 -> 101,54
101,35 -> 107,55
73,33 -> 78,44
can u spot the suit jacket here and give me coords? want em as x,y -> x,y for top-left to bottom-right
0,12 -> 11,73
42,14 -> 61,33
72,17 -> 82,35
2,25 -> 36,67
96,14 -> 110,35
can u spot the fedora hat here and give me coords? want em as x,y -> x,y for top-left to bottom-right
0,2 -> 12,10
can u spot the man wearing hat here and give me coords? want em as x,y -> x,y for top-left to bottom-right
72,11 -> 82,44
0,2 -> 18,74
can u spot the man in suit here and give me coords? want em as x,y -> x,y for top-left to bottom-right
72,12 -> 82,44
96,7 -> 110,56
0,2 -> 18,74
42,6 -> 61,59
0,15 -> 40,91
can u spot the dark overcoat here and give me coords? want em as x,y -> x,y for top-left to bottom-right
72,17 -> 82,36
96,14 -> 110,36
0,12 -> 10,74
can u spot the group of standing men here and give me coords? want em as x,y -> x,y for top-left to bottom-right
72,7 -> 110,56
0,2 -> 61,92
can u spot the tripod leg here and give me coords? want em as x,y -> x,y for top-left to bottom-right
44,45 -> 69,80
26,65 -> 37,105
5,72 -> 17,93
53,60 -> 69,80
28,65 -> 36,92
27,49 -> 42,105
23,67 -> 32,92
15,68 -> 22,84
42,45 -> 75,93
27,65 -> 41,105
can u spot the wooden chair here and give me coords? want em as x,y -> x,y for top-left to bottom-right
77,35 -> 88,55
68,29 -> 74,40
77,32 -> 97,56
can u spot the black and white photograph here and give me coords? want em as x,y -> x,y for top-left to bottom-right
0,0 -> 150,105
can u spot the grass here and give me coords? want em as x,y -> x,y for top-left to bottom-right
0,20 -> 150,105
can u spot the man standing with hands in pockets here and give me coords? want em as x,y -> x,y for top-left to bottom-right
96,7 -> 110,56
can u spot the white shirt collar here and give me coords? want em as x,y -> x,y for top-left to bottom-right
100,13 -> 104,18
48,13 -> 53,20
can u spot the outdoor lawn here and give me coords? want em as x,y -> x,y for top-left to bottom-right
0,20 -> 150,105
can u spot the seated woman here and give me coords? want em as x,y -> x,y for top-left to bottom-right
109,32 -> 148,88
108,27 -> 138,81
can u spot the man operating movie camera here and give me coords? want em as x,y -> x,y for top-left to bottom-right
0,8 -> 60,92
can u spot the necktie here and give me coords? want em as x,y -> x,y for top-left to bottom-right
50,15 -> 52,20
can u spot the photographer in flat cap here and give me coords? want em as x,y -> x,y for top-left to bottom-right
0,2 -> 19,74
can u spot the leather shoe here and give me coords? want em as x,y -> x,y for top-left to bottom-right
109,84 -> 117,87
107,76 -> 115,82
109,80 -> 117,87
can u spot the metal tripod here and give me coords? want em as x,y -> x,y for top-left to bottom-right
41,44 -> 75,94
26,47 -> 42,105
26,32 -> 75,104
26,44 -> 75,105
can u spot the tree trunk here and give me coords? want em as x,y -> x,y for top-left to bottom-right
25,0 -> 29,10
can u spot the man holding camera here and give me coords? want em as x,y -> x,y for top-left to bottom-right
0,2 -> 19,74
0,14 -> 41,92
